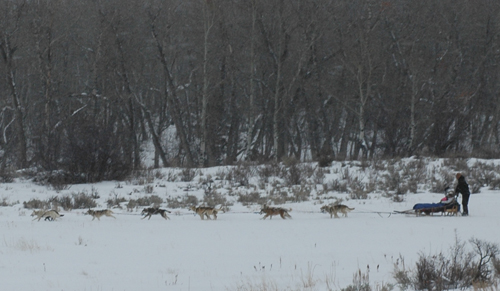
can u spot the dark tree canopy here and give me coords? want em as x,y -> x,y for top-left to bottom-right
1,0 -> 499,181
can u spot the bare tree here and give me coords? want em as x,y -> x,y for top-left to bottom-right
244,0 -> 258,161
339,1 -> 385,160
149,6 -> 195,167
0,1 -> 28,168
198,0 -> 215,167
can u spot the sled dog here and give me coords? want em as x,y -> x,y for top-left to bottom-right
443,204 -> 459,216
189,206 -> 224,220
85,209 -> 116,220
259,204 -> 292,220
31,210 -> 64,221
321,204 -> 355,218
141,207 -> 171,220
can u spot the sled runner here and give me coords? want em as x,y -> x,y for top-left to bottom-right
395,202 -> 460,216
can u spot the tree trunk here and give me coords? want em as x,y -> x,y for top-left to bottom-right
150,17 -> 194,167
140,103 -> 169,168
245,1 -> 257,161
199,4 -> 214,168
1,35 -> 28,168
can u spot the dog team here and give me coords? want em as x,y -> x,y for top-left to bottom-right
30,203 -> 355,222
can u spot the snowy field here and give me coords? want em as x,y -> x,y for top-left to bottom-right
1,164 -> 499,291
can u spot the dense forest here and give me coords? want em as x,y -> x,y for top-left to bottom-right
1,0 -> 500,181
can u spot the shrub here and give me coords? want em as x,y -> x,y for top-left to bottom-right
349,178 -> 368,199
408,180 -> 418,194
237,191 -> 266,206
267,188 -> 288,205
313,168 -> 326,185
62,120 -> 133,183
488,177 -> 500,190
341,269 -> 372,291
469,238 -> 500,283
429,176 -> 450,194
442,158 -> 470,172
162,169 -> 178,182
393,235 -> 499,290
283,163 -> 304,186
381,166 -> 402,192
23,198 -> 50,209
57,195 -> 74,210
180,168 -> 197,182
469,180 -> 482,194
0,197 -> 8,206
126,199 -> 137,211
379,160 -> 424,194
0,197 -> 18,206
22,192 -> 97,211
107,194 -> 127,209
281,160 -> 316,186
128,195 -> 164,209
393,256 -> 412,290
227,164 -> 251,187
391,194 -> 405,203
90,186 -> 100,199
166,194 -> 198,209
493,257 -> 500,278
0,167 -> 14,183
71,192 -> 98,209
470,166 -> 498,187
144,185 -> 154,194
290,185 -> 311,202
317,153 -> 334,167
32,170 -> 76,190
326,179 -> 349,193
202,191 -> 230,207
128,169 -> 161,185
257,162 -> 281,184
402,159 -> 427,181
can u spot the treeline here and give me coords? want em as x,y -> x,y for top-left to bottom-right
1,0 -> 500,181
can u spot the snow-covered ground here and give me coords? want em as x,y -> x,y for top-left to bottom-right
1,163 -> 499,291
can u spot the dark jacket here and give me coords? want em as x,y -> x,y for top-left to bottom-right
455,176 -> 470,196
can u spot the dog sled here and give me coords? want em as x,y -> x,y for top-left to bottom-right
395,202 -> 460,216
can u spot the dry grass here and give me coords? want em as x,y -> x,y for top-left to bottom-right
228,279 -> 280,291
4,237 -> 52,253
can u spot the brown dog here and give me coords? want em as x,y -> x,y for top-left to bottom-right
189,206 -> 224,220
443,204 -> 459,216
85,209 -> 116,221
321,204 -> 355,218
260,204 -> 292,220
